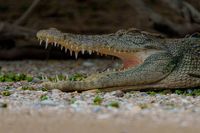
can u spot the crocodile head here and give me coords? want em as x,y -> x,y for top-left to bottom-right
36,28 -> 200,92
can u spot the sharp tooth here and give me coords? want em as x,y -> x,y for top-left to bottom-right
75,52 -> 78,59
128,50 -> 130,52
39,39 -> 43,45
66,74 -> 68,80
107,69 -> 110,72
61,46 -> 63,50
96,48 -> 98,52
54,41 -> 57,46
45,76 -> 48,79
101,53 -> 103,56
42,76 -> 44,81
56,75 -> 59,81
124,68 -> 126,70
90,77 -> 92,80
70,50 -> 73,56
66,42 -> 68,45
82,77 -> 85,81
118,69 -> 121,72
114,49 -> 116,52
54,79 -> 56,82
113,69 -> 115,72
65,47 -> 67,53
38,38 -> 40,41
72,78 -> 74,81
82,48 -> 85,54
87,73 -> 89,76
71,45 -> 73,49
102,72 -> 104,75
124,51 -> 126,53
57,44 -> 59,47
88,50 -> 92,55
109,47 -> 110,51
131,51 -> 133,53
62,79 -> 64,82
128,67 -> 130,69
76,46 -> 78,50
97,52 -> 99,55
77,78 -> 79,81
96,75 -> 98,78
45,38 -> 49,49
102,47 -> 104,49
119,50 -> 120,53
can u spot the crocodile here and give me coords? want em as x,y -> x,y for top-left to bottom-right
36,28 -> 200,92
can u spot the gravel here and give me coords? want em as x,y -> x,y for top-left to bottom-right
0,59 -> 200,132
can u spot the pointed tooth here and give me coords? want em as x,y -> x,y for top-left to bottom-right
42,76 -> 44,81
128,67 -> 130,69
45,38 -> 49,49
76,46 -> 78,50
118,69 -> 121,72
70,50 -> 73,56
65,47 -> 68,53
38,38 -> 40,41
77,78 -> 79,81
87,73 -> 89,77
82,48 -> 85,54
119,50 -> 120,53
96,48 -> 98,52
114,49 -> 116,52
107,69 -> 110,72
113,69 -> 115,72
89,50 -> 92,55
66,75 -> 68,80
72,78 -> 74,81
61,46 -> 63,50
109,47 -> 110,51
101,53 -> 103,56
124,68 -> 126,70
93,51 -> 95,53
102,47 -> 104,49
66,42 -> 68,45
54,41 -> 57,46
62,79 -> 64,82
124,51 -> 126,53
128,50 -> 130,52
96,75 -> 98,78
102,72 -> 104,75
56,75 -> 59,81
45,76 -> 48,79
57,44 -> 59,47
97,52 -> 99,55
90,77 -> 92,80
75,52 -> 78,59
131,51 -> 133,53
39,39 -> 43,45
71,45 -> 73,49
82,77 -> 85,81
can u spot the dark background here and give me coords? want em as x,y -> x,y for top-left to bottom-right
0,0 -> 199,59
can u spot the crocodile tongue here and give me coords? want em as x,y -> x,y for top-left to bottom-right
122,59 -> 141,69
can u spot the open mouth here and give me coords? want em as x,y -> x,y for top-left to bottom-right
36,28 -> 157,82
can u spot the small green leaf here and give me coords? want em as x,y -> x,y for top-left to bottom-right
175,90 -> 184,94
141,105 -> 147,109
20,73 -> 25,80
8,73 -> 15,79
41,95 -> 48,100
6,87 -> 10,90
15,76 -> 20,81
22,86 -> 28,90
96,90 -> 102,93
109,101 -> 119,108
25,77 -> 33,82
70,99 -> 76,103
2,91 -> 10,96
0,77 -> 5,82
129,91 -> 136,94
5,78 -> 13,82
41,88 -> 48,91
28,87 -> 34,91
94,96 -> 102,103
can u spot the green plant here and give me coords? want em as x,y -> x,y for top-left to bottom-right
41,88 -> 48,91
96,90 -> 102,93
41,95 -> 48,100
109,101 -> 119,108
70,99 -> 76,103
2,91 -> 10,96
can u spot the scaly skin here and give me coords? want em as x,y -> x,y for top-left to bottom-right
36,28 -> 200,92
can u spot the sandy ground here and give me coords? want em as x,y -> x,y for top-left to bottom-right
0,110 -> 200,133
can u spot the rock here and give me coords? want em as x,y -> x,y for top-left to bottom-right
74,100 -> 87,106
116,90 -> 124,97
131,106 -> 142,113
93,106 -> 103,112
32,77 -> 40,83
139,93 -> 148,97
16,86 -> 22,91
82,61 -> 94,67
171,94 -> 178,98
39,99 -> 57,106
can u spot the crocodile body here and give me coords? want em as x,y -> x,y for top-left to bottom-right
36,28 -> 200,92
